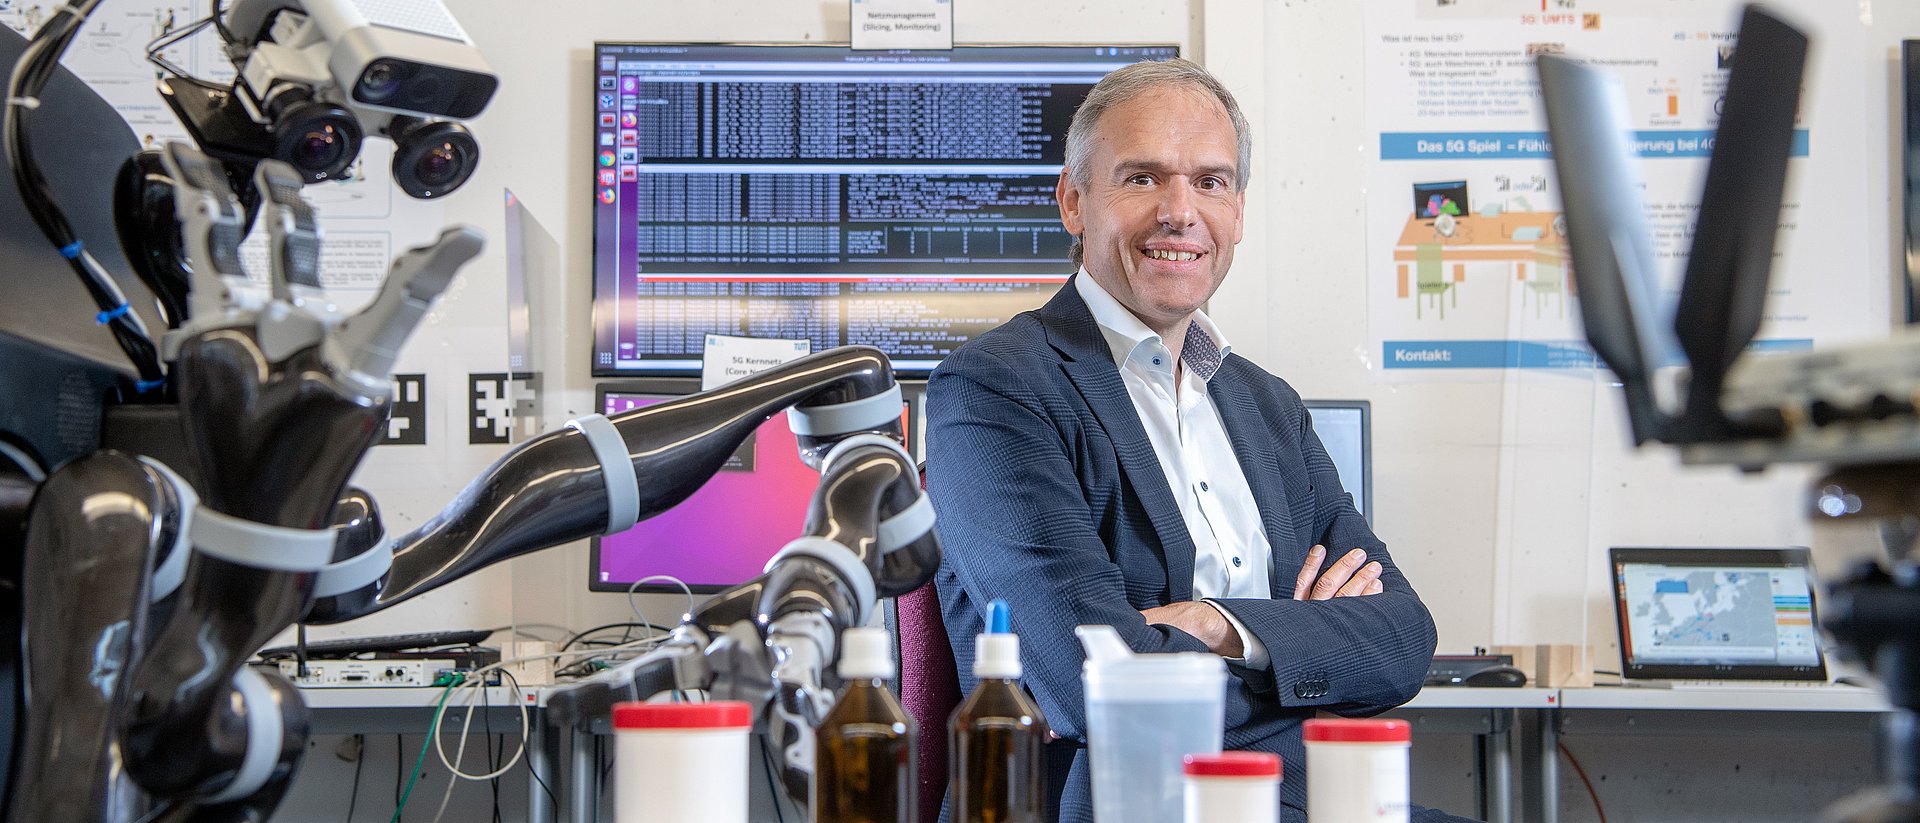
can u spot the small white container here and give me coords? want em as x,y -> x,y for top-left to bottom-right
1183,751 -> 1281,823
613,700 -> 753,823
1303,718 -> 1411,823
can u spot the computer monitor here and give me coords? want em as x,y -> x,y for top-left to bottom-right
1905,40 -> 1919,324
588,43 -> 1178,377
1304,399 -> 1372,525
1410,180 -> 1468,219
1608,546 -> 1826,681
589,379 -> 920,593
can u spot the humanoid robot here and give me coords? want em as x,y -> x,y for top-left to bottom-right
0,2 -> 937,820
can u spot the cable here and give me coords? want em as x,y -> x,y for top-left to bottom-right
559,621 -> 672,654
391,686 -> 458,823
526,747 -> 559,816
4,0 -> 166,384
345,734 -> 365,822
427,635 -> 681,792
143,13 -> 216,80
393,735 -> 402,808
1557,741 -> 1607,823
627,574 -> 696,628
758,731 -> 788,823
131,799 -> 178,823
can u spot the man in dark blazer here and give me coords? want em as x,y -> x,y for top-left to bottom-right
925,58 -> 1460,822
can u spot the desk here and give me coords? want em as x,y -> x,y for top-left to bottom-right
1545,686 -> 1891,823
301,686 -> 554,823
1394,687 -> 1561,823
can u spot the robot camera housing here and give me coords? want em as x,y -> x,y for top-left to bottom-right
189,0 -> 496,195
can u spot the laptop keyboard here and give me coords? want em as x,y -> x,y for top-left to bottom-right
1660,679 -> 1843,690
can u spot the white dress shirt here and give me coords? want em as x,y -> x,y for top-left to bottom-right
1075,273 -> 1274,666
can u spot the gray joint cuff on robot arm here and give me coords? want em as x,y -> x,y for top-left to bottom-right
788,384 -> 904,436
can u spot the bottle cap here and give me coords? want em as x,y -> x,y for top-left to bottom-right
839,625 -> 896,680
975,599 -> 1021,679
612,700 -> 753,729
1183,751 -> 1281,778
1302,718 -> 1412,743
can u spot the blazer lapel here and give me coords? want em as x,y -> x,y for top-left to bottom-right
1207,362 -> 1300,596
1038,281 -> 1198,601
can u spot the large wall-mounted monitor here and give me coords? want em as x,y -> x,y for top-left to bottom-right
589,43 -> 1178,377
1304,399 -> 1372,525
590,379 -> 921,593
1905,40 -> 1918,323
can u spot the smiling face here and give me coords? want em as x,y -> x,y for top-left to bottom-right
1058,84 -> 1246,339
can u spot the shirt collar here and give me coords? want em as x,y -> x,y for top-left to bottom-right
1073,269 -> 1233,379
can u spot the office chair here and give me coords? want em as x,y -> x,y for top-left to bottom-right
895,577 -> 963,823
1415,242 -> 1452,319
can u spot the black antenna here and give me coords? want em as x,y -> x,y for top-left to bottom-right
1670,4 -> 1809,441
1537,54 -> 1673,444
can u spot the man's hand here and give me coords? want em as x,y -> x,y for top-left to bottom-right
1140,601 -> 1245,658
1293,544 -> 1384,600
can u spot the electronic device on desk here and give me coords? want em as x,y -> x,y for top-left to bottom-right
592,379 -> 919,593
1303,399 -> 1372,525
1425,653 -> 1520,687
268,648 -> 501,688
587,42 -> 1177,378
1609,547 -> 1829,688
256,629 -> 503,687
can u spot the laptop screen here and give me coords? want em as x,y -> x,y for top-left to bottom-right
1609,547 -> 1826,681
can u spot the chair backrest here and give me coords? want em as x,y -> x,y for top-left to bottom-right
1415,243 -> 1445,283
895,577 -> 962,823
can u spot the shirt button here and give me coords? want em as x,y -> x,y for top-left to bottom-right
1200,481 -> 1210,492
1232,556 -> 1243,567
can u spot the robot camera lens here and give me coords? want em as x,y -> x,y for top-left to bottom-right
271,101 -> 362,183
415,143 -> 462,186
391,120 -> 478,199
358,60 -> 407,103
294,128 -> 347,170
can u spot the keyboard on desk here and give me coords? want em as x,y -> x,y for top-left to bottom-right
1633,679 -> 1860,691
257,629 -> 495,660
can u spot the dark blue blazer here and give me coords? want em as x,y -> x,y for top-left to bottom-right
926,279 -> 1440,822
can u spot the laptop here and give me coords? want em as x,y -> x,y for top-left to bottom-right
1609,547 -> 1831,687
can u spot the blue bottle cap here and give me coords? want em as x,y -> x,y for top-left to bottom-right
988,599 -> 1011,634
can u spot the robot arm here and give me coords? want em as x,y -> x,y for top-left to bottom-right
545,432 -> 939,808
112,142 -> 479,803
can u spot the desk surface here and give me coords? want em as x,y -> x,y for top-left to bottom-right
1558,685 -> 1890,712
296,684 -> 1888,714
1405,686 -> 1561,708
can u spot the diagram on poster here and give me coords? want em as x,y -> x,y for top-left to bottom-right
1364,0 -> 1876,374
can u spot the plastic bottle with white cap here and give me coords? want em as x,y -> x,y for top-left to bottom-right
1303,718 -> 1412,823
1183,751 -> 1281,823
949,599 -> 1048,822
815,625 -> 916,823
611,700 -> 753,823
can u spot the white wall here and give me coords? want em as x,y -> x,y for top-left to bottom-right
289,0 -> 1920,674
209,0 -> 1920,819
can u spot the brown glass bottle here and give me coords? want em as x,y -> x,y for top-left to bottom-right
950,599 -> 1047,822
949,676 -> 1048,823
815,627 -> 916,823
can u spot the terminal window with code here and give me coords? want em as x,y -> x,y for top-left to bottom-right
588,43 -> 1178,376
